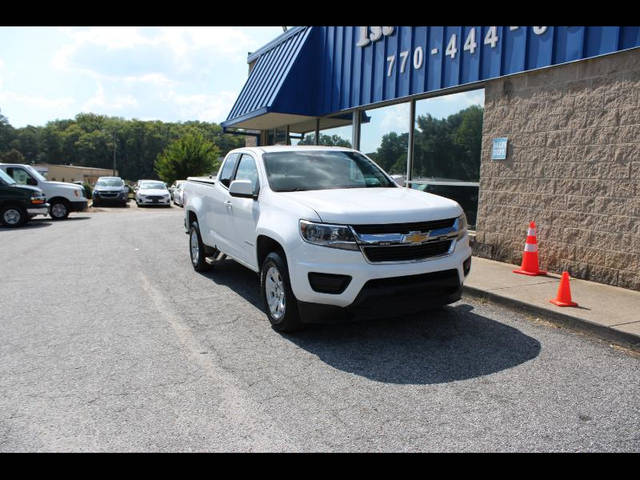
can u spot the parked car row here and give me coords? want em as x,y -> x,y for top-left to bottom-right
1,161 -> 187,228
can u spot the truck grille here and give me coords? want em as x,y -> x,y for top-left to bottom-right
352,218 -> 456,235
362,240 -> 452,262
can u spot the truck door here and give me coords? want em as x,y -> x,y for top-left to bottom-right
207,153 -> 241,257
227,153 -> 261,269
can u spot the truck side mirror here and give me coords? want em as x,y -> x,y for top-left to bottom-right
390,174 -> 405,187
229,179 -> 258,200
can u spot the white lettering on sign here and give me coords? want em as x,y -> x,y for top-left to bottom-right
358,27 -> 549,77
356,26 -> 395,47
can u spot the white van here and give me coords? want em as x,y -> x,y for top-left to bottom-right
0,163 -> 87,220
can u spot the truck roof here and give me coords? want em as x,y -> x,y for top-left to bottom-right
232,145 -> 356,155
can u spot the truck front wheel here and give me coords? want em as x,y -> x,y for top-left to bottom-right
260,251 -> 303,332
1,205 -> 27,227
50,199 -> 69,220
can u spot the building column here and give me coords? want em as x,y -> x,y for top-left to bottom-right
406,99 -> 416,188
352,110 -> 361,150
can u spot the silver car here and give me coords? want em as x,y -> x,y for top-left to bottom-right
172,181 -> 186,207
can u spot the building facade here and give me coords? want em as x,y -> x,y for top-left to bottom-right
34,164 -> 118,185
222,26 -> 640,291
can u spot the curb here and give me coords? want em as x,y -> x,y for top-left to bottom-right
462,285 -> 640,352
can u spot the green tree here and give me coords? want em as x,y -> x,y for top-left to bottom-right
0,109 -> 16,152
299,133 -> 351,147
154,131 -> 220,185
0,148 -> 26,163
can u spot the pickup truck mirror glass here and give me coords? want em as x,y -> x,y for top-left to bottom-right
229,179 -> 257,199
390,174 -> 405,187
27,178 -> 38,186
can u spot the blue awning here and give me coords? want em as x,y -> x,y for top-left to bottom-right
222,27 -> 320,131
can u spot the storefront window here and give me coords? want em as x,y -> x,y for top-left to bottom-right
298,123 -> 352,147
411,89 -> 484,228
360,102 -> 410,175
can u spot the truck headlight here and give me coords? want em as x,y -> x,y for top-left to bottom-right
456,213 -> 468,240
30,193 -> 46,204
299,220 -> 359,251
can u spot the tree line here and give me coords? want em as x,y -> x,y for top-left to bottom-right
0,110 -> 244,183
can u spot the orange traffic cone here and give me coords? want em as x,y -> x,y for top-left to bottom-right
513,221 -> 547,276
550,271 -> 578,307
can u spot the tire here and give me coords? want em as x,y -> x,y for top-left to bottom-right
49,200 -> 70,220
1,205 -> 27,227
260,251 -> 303,332
189,221 -> 212,272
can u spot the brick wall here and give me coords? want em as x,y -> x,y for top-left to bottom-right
474,48 -> 640,291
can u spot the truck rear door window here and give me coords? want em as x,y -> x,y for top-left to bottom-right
219,153 -> 240,188
233,154 -> 260,193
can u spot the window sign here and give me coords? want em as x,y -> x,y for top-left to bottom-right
491,137 -> 508,160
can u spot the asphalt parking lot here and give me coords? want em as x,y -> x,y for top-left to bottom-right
1,205 -> 639,452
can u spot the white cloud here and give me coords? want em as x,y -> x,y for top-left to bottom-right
0,90 -> 75,110
52,27 -> 260,81
81,82 -> 138,113
165,90 -> 239,123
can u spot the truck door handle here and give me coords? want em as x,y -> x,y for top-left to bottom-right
224,200 -> 232,208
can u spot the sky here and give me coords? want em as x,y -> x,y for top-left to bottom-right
0,26 -> 285,128
0,26 -> 483,146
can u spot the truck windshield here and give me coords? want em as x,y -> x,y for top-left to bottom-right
262,150 -> 396,192
24,165 -> 47,182
0,169 -> 17,185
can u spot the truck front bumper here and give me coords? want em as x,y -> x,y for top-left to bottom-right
27,204 -> 50,216
288,234 -> 473,318
69,200 -> 88,212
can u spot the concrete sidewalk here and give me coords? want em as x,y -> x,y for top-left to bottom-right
463,257 -> 640,350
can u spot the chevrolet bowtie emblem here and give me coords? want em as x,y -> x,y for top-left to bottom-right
403,231 -> 428,244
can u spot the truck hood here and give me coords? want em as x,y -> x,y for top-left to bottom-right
46,181 -> 84,192
277,187 -> 462,225
11,184 -> 43,195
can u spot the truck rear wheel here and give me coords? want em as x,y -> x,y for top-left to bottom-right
1,205 -> 27,227
260,251 -> 303,332
189,221 -> 212,272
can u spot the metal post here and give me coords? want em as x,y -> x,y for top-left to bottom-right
406,99 -> 415,188
352,110 -> 361,150
315,119 -> 320,145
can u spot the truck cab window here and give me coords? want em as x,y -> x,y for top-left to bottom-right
233,154 -> 260,193
6,167 -> 37,186
219,153 -> 240,188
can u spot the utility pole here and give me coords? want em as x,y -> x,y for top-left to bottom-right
112,132 -> 117,176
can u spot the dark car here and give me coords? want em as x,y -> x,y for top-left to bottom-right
92,176 -> 129,207
0,168 -> 49,227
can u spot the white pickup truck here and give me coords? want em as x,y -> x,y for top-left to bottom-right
183,146 -> 472,332
0,163 -> 87,219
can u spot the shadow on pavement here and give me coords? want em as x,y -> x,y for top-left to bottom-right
198,259 -> 542,385
1,219 -> 52,230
